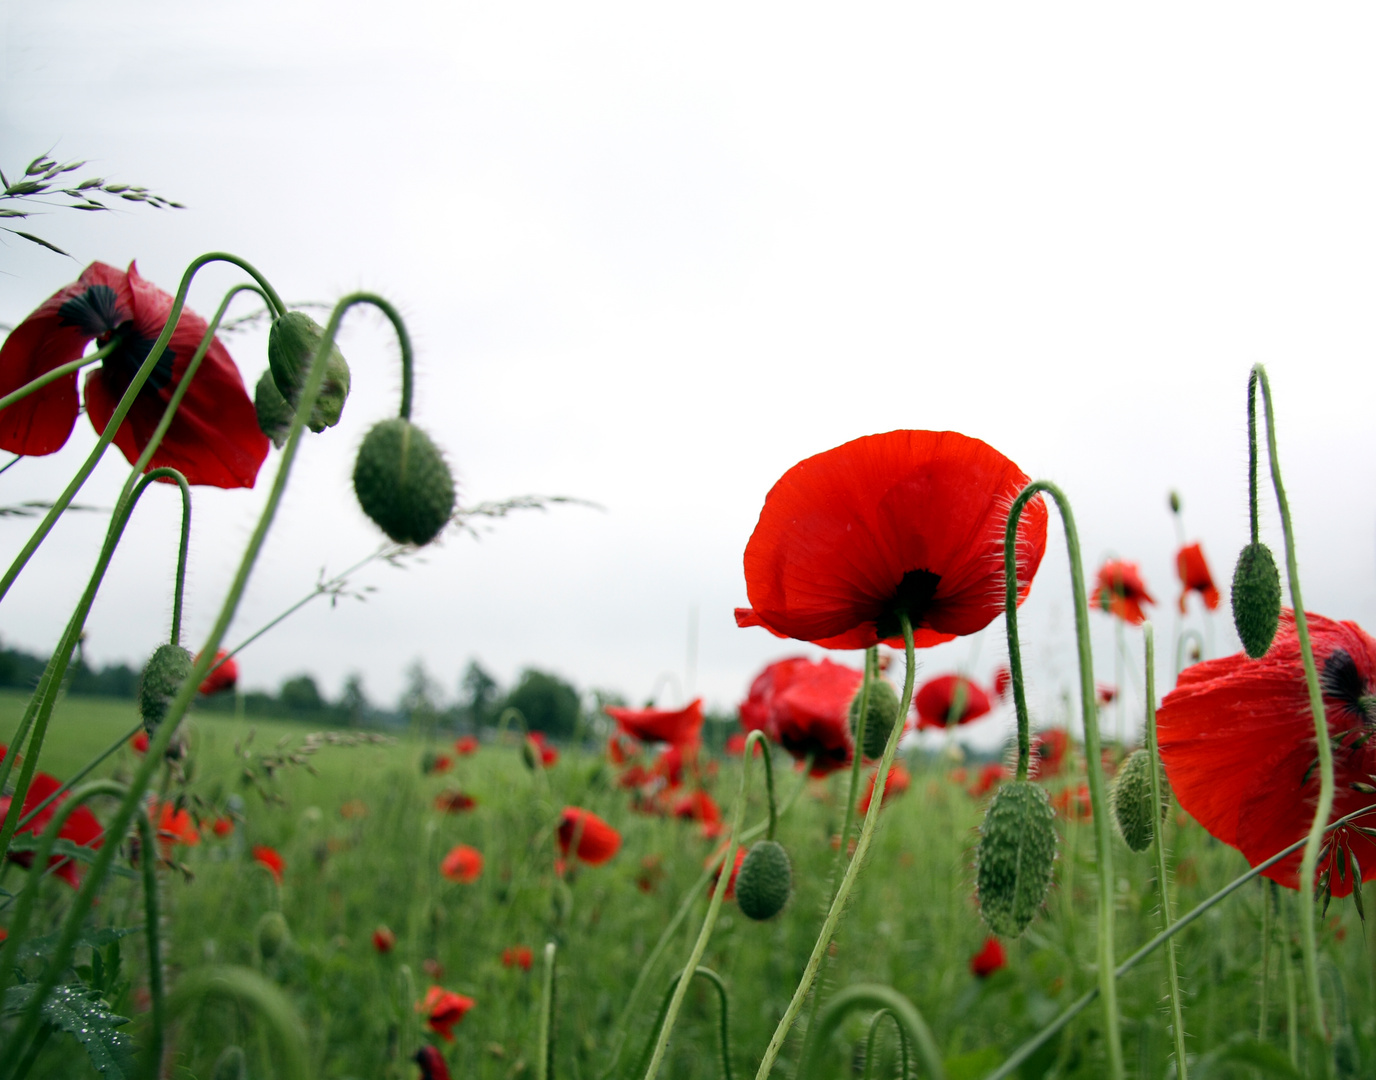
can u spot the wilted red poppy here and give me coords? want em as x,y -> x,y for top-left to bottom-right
417,986 -> 475,1041
252,845 -> 285,884
150,799 -> 200,859
708,844 -> 748,901
1090,560 -> 1155,625
1158,611 -> 1376,897
415,1047 -> 452,1080
433,790 -> 477,814
0,747 -> 103,888
970,937 -> 1007,977
605,698 -> 704,748
0,261 -> 268,487
524,732 -> 559,768
1176,543 -> 1220,613
736,431 -> 1048,650
858,762 -> 911,814
373,926 -> 396,953
502,946 -> 534,971
130,731 -> 149,755
440,844 -> 484,883
454,735 -> 479,756
210,816 -> 234,838
197,650 -> 238,695
557,807 -> 621,865
915,674 -> 993,730
967,763 -> 1007,799
1031,729 -> 1070,778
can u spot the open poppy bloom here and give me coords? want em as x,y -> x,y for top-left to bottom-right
970,937 -> 1007,977
767,657 -> 864,776
433,790 -> 477,814
417,986 -> 475,1041
967,763 -> 1007,799
502,946 -> 534,971
858,762 -> 911,814
524,731 -> 559,768
150,799 -> 200,859
440,844 -> 484,883
1031,729 -> 1070,778
0,747 -> 103,888
1176,542 -> 1221,613
1158,611 -> 1376,898
557,807 -> 621,865
454,735 -> 480,756
0,261 -> 268,487
605,698 -> 704,748
197,650 -> 238,695
415,1046 -> 452,1080
252,845 -> 285,885
736,430 -> 1047,650
1090,560 -> 1155,625
915,674 -> 993,730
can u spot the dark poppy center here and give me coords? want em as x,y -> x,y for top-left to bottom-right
876,569 -> 941,641
58,285 -> 127,337
1320,649 -> 1376,726
99,330 -> 177,398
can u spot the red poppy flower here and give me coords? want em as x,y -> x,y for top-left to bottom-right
1031,729 -> 1070,778
417,986 -> 475,1041
970,937 -> 1007,977
739,657 -> 808,742
1158,611 -> 1376,897
454,735 -> 479,756
708,844 -> 748,901
858,762 -> 911,814
440,844 -> 484,883
415,1046 -> 452,1080
1090,560 -> 1155,625
1176,542 -> 1221,614
252,845 -> 285,885
525,732 -> 559,768
740,656 -> 863,776
502,946 -> 534,971
197,650 -> 238,695
1052,783 -> 1093,821
605,698 -> 705,748
991,667 -> 1012,700
422,753 -> 453,775
150,799 -> 200,859
915,674 -> 993,730
210,816 -> 234,838
672,790 -> 723,836
433,790 -> 477,814
1095,683 -> 1118,705
373,926 -> 396,953
130,731 -> 149,755
557,807 -> 621,865
649,744 -> 686,788
0,261 -> 267,487
735,430 -> 1048,650
723,733 -> 748,756
617,763 -> 651,790
967,763 -> 1007,799
0,747 -> 103,888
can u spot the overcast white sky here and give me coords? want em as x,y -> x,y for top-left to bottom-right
3,3 -> 1375,748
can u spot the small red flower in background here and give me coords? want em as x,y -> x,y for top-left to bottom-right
130,731 -> 149,755
858,763 -> 911,814
1032,729 -> 1070,778
991,667 -> 1012,700
735,431 -> 1048,650
557,807 -> 621,865
672,790 -> 723,836
421,752 -> 453,775
605,698 -> 704,749
210,816 -> 234,838
607,734 -> 636,766
967,763 -> 1007,799
915,674 -> 993,730
0,929 -> 6,943
970,937 -> 1007,978
0,746 -> 103,889
150,800 -> 200,858
415,1046 -> 452,1080
417,986 -> 475,1041
1158,611 -> 1376,897
637,854 -> 666,893
1095,684 -> 1118,705
0,261 -> 268,487
1176,543 -> 1220,614
440,844 -> 484,883
339,799 -> 367,820
1052,784 -> 1093,821
524,732 -> 559,768
197,650 -> 237,695
724,732 -> 760,756
1091,560 -> 1155,625
372,926 -> 396,953
252,845 -> 285,884
454,735 -> 479,756
433,790 -> 477,814
708,844 -> 747,901
502,946 -> 534,971
422,958 -> 445,980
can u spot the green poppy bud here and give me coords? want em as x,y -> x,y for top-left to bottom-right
848,678 -> 901,760
353,418 -> 456,546
254,369 -> 294,450
267,311 -> 352,433
1231,542 -> 1281,658
735,839 -> 792,921
1110,748 -> 1169,853
976,780 -> 1056,938
212,1047 -> 247,1080
138,644 -> 193,734
256,910 -> 290,960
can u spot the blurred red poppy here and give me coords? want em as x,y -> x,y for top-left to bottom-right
649,744 -> 686,788
130,731 -> 149,755
454,735 -> 479,756
709,844 -> 748,901
0,261 -> 267,487
605,698 -> 704,748
197,650 -> 237,695
1031,729 -> 1070,778
417,986 -> 474,1041
1090,560 -> 1155,625
1158,611 -> 1376,897
607,734 -> 636,766
373,926 -> 396,953
736,431 -> 1047,650
1052,783 -> 1093,821
150,799 -> 200,858
524,732 -> 559,768
434,790 -> 477,813
557,807 -> 621,865
739,656 -> 863,776
967,763 -> 1007,799
915,674 -> 993,729
858,762 -> 911,814
422,752 -> 453,775
252,845 -> 285,884
502,946 -> 534,971
970,937 -> 1007,977
672,790 -> 723,836
0,747 -> 103,888
210,816 -> 234,838
1095,684 -> 1118,705
991,667 -> 1012,700
440,844 -> 484,883
415,1047 -> 452,1080
1176,542 -> 1220,613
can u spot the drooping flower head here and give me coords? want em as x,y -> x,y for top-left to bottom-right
0,262 -> 268,487
1176,542 -> 1221,614
736,431 -> 1048,649
440,844 -> 484,883
1158,611 -> 1376,898
0,747 -> 103,888
557,807 -> 621,865
252,845 -> 285,885
1090,560 -> 1155,625
970,937 -> 1007,978
605,698 -> 704,748
914,674 -> 993,730
417,986 -> 474,1041
197,650 -> 238,696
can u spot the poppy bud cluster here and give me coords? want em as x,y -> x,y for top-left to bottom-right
138,644 -> 194,733
975,780 -> 1056,938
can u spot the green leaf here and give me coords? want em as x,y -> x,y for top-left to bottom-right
16,925 -> 142,963
3,983 -> 135,1078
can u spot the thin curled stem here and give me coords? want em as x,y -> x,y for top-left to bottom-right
862,1009 -> 908,1080
799,984 -> 942,1080
537,941 -> 556,1080
633,967 -> 734,1080
0,336 -> 119,415
1174,628 -> 1204,677
162,967 -> 310,1080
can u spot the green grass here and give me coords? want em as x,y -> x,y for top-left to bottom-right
3,691 -> 1374,1079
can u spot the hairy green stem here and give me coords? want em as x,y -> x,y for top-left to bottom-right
634,967 -> 734,1080
1259,881 -> 1271,1042
861,1009 -> 907,1080
165,473 -> 191,647
163,967 -> 310,1080
800,984 -> 943,1080
136,810 -> 165,1079
0,338 -> 118,415
838,648 -> 876,851
537,941 -> 556,1080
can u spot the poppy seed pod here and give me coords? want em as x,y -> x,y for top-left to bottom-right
1232,542 -> 1282,658
256,910 -> 290,960
735,839 -> 792,920
138,644 -> 193,734
1110,749 -> 1168,853
848,679 -> 900,761
353,418 -> 456,546
976,780 -> 1056,938
267,312 -> 351,433
254,369 -> 294,450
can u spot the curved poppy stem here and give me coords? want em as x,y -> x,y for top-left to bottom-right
1143,623 -> 1188,1080
1251,364 -> 1333,1052
754,616 -> 917,1080
633,967 -> 734,1080
861,1010 -> 907,1080
363,295 -> 414,421
641,729 -> 765,1080
798,984 -> 943,1080
1003,480 -> 1122,1080
536,941 -> 557,1080
161,967 -> 310,1080
1174,628 -> 1204,677
0,336 -> 120,416
165,472 -> 191,648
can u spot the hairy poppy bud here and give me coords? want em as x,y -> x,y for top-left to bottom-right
976,780 -> 1056,938
1231,542 -> 1282,658
1110,748 -> 1168,853
735,839 -> 792,921
848,679 -> 901,760
267,312 -> 351,433
353,419 -> 456,546
256,910 -> 289,960
139,644 -> 193,734
211,1046 -> 247,1080
254,370 -> 294,450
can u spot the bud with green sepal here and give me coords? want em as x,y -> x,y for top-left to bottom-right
267,311 -> 351,433
1232,542 -> 1281,659
254,369 -> 294,450
1111,748 -> 1169,853
849,676 -> 900,761
139,643 -> 193,734
976,779 -> 1057,937
353,418 -> 455,546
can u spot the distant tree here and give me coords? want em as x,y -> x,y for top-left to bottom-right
502,669 -> 580,738
340,672 -> 369,726
459,661 -> 499,728
280,674 -> 325,714
402,659 -> 442,736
